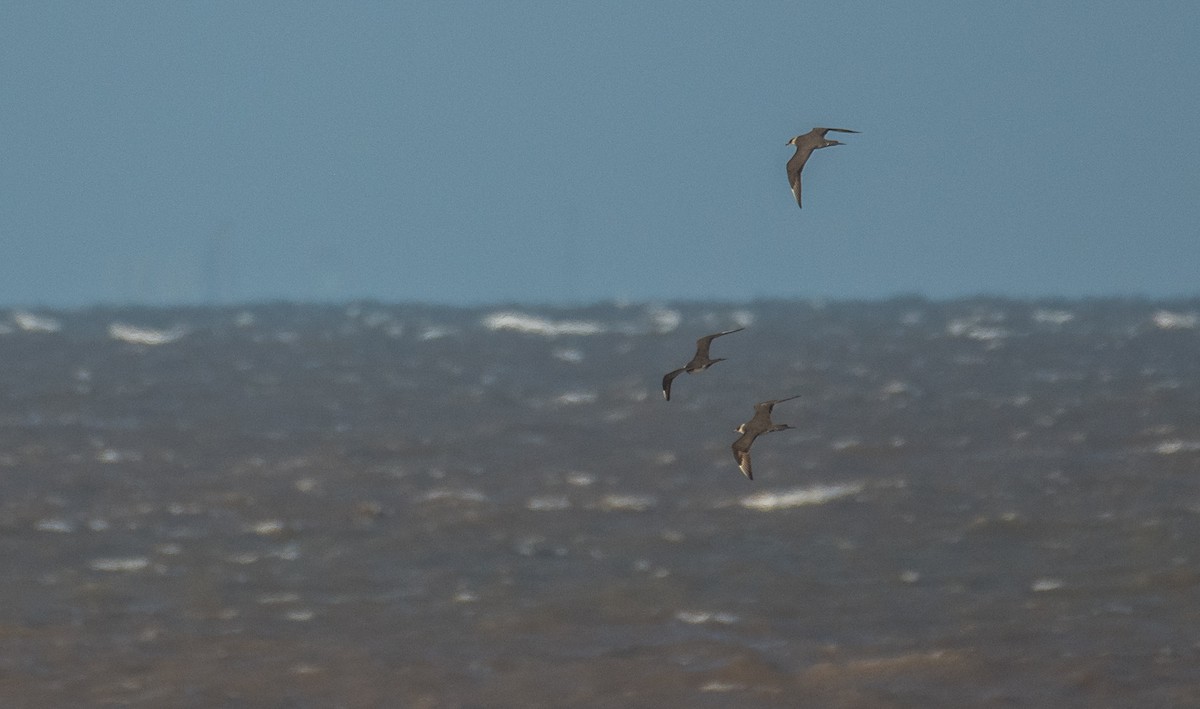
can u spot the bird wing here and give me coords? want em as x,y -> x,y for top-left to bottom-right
696,327 -> 744,356
760,394 -> 801,410
736,450 -> 752,480
731,431 -> 757,480
786,149 -> 812,208
824,127 -> 860,134
661,368 -> 686,401
747,406 -> 775,430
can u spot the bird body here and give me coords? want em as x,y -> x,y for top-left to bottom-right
661,328 -> 744,401
785,127 -> 859,208
731,395 -> 800,479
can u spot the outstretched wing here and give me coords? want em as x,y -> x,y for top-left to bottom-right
661,367 -> 686,401
786,149 -> 812,208
759,394 -> 801,411
695,327 -> 745,357
734,447 -> 753,480
731,431 -> 757,480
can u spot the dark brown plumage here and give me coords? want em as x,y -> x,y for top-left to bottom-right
785,127 -> 859,208
661,328 -> 744,401
730,395 -> 800,480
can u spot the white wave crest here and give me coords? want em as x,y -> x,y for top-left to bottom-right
1152,310 -> 1198,330
740,482 -> 864,511
597,493 -> 657,511
482,311 -> 605,336
13,311 -> 62,333
88,557 -> 151,572
108,322 -> 187,345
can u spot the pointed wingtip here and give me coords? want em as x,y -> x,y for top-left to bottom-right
661,370 -> 680,401
736,454 -> 753,480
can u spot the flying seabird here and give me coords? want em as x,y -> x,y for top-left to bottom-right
731,395 -> 800,480
785,127 -> 859,208
661,327 -> 745,401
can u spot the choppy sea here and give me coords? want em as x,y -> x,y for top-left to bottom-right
2,298 -> 1199,707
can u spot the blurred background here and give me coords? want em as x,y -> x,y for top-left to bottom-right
3,3 -> 1200,706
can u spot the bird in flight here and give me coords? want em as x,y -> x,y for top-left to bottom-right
785,127 -> 859,208
661,328 -> 745,401
731,395 -> 800,480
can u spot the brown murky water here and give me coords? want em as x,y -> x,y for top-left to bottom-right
2,299 -> 1199,707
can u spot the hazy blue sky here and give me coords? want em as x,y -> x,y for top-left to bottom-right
3,2 -> 1198,307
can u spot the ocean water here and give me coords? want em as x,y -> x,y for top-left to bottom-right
2,298 -> 1199,707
